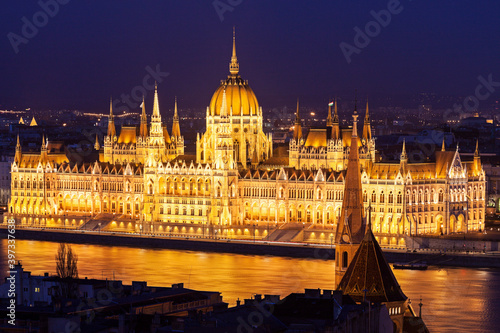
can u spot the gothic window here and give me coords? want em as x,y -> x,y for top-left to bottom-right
363,191 -> 368,202
397,192 -> 402,204
342,252 -> 348,269
380,191 -> 385,204
438,190 -> 444,203
372,191 -> 377,203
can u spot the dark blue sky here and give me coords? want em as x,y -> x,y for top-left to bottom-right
1,0 -> 500,112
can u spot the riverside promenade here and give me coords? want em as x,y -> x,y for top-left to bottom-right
2,226 -> 500,269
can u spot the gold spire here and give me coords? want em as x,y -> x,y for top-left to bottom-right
229,27 -> 239,75
473,139 -> 481,176
15,134 -> 22,164
441,137 -> 446,151
140,95 -> 148,137
40,134 -> 48,164
362,100 -> 372,142
327,100 -> 333,127
94,134 -> 100,150
171,96 -> 181,138
152,83 -> 161,119
331,99 -> 341,141
293,99 -> 302,141
30,117 -> 38,127
335,111 -> 365,244
107,97 -> 116,137
42,133 -> 46,147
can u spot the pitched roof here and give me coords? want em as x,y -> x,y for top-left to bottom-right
304,128 -> 328,147
117,126 -> 137,144
337,227 -> 407,303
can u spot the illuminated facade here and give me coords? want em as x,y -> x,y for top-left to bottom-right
5,32 -> 486,243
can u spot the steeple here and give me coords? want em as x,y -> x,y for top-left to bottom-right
400,140 -> 407,173
334,110 -> 365,288
229,27 -> 239,76
152,83 -> 161,121
331,99 -> 340,141
40,134 -> 48,164
293,99 -> 303,141
362,100 -> 372,142
326,101 -> 333,127
441,137 -> 446,151
473,139 -> 481,176
107,97 -> 116,138
94,134 -> 100,150
140,95 -> 148,137
30,117 -> 38,127
149,84 -> 166,147
15,134 -> 22,164
336,110 -> 365,244
171,97 -> 181,138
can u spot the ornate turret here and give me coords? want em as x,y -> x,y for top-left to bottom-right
94,134 -> 100,151
331,99 -> 340,141
400,139 -> 407,173
293,99 -> 303,142
140,96 -> 148,138
149,83 -> 165,139
473,139 -> 481,176
326,101 -> 333,127
229,27 -> 239,76
15,134 -> 22,164
171,97 -> 181,139
107,98 -> 116,138
362,100 -> 372,143
40,134 -> 48,164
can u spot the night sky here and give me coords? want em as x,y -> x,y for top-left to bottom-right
1,0 -> 500,112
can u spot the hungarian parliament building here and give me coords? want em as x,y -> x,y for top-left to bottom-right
6,33 -> 486,246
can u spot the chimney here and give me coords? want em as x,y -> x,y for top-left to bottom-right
236,298 -> 241,306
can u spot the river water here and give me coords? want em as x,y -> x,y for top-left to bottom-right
1,239 -> 499,332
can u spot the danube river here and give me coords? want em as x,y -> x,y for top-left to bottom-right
2,239 -> 499,332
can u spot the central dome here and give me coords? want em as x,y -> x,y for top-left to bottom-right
209,29 -> 259,116
209,75 -> 259,116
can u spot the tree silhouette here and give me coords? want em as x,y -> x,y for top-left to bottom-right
55,243 -> 79,299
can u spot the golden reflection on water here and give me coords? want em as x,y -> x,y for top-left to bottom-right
2,240 -> 500,333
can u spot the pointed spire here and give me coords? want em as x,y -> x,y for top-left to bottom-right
30,117 -> 38,127
42,134 -> 46,147
140,95 -> 148,137
352,109 -> 359,138
335,109 -> 365,244
362,99 -> 372,142
171,96 -> 181,138
229,27 -> 239,75
94,134 -> 100,150
331,99 -> 341,141
441,137 -> 446,151
473,139 -> 481,176
15,134 -> 22,164
327,100 -> 333,127
293,99 -> 303,141
107,97 -> 116,137
152,83 -> 161,119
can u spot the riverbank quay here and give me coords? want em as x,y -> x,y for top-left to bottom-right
2,227 -> 500,269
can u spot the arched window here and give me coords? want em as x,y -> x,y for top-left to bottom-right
363,191 -> 368,202
388,192 -> 393,204
372,191 -> 377,203
380,191 -> 385,204
439,190 -> 444,203
397,192 -> 402,204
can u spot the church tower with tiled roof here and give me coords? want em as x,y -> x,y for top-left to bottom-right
337,215 -> 411,332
